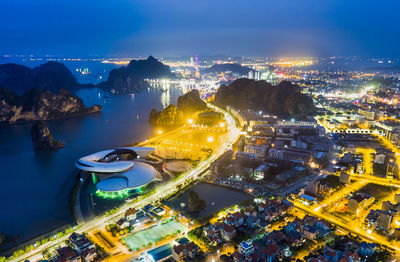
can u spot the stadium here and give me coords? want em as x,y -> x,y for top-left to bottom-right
76,147 -> 162,198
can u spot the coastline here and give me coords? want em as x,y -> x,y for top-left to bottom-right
0,107 -> 102,127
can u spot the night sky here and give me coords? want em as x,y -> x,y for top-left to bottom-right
1,0 -> 399,57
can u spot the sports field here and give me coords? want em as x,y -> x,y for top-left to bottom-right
123,220 -> 185,250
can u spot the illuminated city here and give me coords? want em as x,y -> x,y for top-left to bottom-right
2,1 -> 400,262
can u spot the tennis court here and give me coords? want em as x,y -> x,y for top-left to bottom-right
123,220 -> 185,250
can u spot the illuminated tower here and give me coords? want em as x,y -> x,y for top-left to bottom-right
194,54 -> 200,79
190,56 -> 194,66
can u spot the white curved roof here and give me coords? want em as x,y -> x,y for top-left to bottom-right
96,161 -> 157,192
75,147 -> 155,173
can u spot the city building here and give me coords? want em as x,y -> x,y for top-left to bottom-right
68,233 -> 97,261
358,109 -> 375,120
172,242 -> 199,262
253,164 -> 268,180
152,206 -> 166,216
239,240 -> 254,256
386,158 -> 397,179
347,193 -> 375,215
236,151 -> 258,160
269,147 -> 312,164
305,181 -> 320,195
57,246 -> 81,262
339,172 -> 350,184
244,145 -> 267,158
125,208 -> 137,220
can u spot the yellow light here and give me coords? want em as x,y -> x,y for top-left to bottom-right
219,122 -> 225,128
158,130 -> 163,135
187,119 -> 194,124
207,136 -> 214,143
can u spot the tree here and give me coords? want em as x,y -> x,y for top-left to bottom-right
149,104 -> 184,126
65,227 -> 73,234
41,238 -> 49,245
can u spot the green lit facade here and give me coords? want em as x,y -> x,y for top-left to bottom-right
96,188 -> 131,199
91,172 -> 98,184
95,184 -> 148,199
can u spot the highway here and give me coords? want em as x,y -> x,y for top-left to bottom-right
12,103 -> 240,262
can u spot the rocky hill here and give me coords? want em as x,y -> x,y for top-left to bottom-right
0,57 -> 174,95
31,121 -> 64,150
32,61 -> 78,91
177,90 -> 207,115
0,87 -> 101,125
204,63 -> 251,75
99,56 -> 175,93
214,78 -> 315,119
0,61 -> 80,94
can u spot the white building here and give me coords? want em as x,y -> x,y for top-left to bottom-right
244,145 -> 267,158
253,164 -> 267,180
239,240 -> 254,257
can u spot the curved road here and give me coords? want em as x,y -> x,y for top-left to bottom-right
12,103 -> 240,262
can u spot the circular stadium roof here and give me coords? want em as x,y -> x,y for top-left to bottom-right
96,161 -> 157,192
75,147 -> 155,173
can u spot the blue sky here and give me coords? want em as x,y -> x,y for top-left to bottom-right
1,0 -> 399,57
